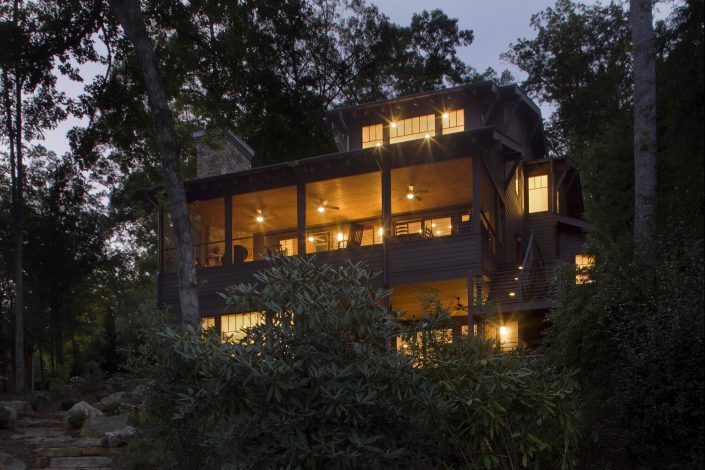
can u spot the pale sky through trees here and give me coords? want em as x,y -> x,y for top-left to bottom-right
37,0 -> 673,157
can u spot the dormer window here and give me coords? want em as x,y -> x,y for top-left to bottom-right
390,114 -> 435,144
442,109 -> 465,135
528,174 -> 549,213
362,123 -> 383,148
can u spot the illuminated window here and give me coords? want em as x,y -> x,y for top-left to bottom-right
201,316 -> 215,330
528,174 -> 549,213
390,114 -> 435,144
428,216 -> 452,237
362,123 -> 383,148
575,254 -> 595,284
441,109 -> 464,135
221,312 -> 265,342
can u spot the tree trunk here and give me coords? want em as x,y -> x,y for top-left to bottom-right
630,0 -> 658,245
109,0 -> 200,325
14,70 -> 26,392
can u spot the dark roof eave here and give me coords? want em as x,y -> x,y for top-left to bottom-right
325,81 -> 496,118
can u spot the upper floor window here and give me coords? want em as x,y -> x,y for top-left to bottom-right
528,174 -> 549,213
441,109 -> 464,135
390,114 -> 435,144
362,123 -> 383,148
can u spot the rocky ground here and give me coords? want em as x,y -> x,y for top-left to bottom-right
1,396 -> 134,470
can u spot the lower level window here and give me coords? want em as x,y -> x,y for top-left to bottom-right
201,316 -> 215,330
221,312 -> 265,341
575,254 -> 595,284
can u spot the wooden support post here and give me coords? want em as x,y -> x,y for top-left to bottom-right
472,156 -> 481,234
224,195 -> 232,266
381,160 -> 391,288
297,176 -> 307,256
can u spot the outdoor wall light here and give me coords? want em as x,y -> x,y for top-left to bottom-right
337,232 -> 344,241
390,122 -> 397,128
255,210 -> 264,223
499,326 -> 508,336
308,236 -> 314,242
442,113 -> 449,119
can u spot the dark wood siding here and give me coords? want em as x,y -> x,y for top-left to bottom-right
160,245 -> 386,315
557,227 -> 587,263
159,235 -> 482,316
527,213 -> 557,263
387,233 -> 481,285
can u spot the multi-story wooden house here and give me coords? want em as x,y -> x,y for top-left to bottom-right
157,81 -> 590,348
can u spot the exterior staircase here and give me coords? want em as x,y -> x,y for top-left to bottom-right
3,405 -> 118,470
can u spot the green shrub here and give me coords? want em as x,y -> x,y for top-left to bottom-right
66,410 -> 88,430
102,401 -> 122,416
545,231 -> 704,468
133,255 -> 580,469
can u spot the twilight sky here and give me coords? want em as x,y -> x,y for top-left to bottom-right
37,0 -> 672,156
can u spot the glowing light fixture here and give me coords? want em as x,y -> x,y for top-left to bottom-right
375,142 -> 382,147
442,112 -> 449,119
508,291 -> 516,297
499,326 -> 508,336
337,232 -> 344,242
378,227 -> 384,236
514,277 -> 519,281
406,192 -> 415,200
255,209 -> 264,223
308,236 -> 315,242
424,133 -> 431,139
317,205 -> 326,213
518,266 -> 524,270
390,122 -> 397,128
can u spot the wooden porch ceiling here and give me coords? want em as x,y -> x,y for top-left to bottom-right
390,278 -> 469,319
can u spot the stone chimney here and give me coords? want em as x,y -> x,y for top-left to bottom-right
193,129 -> 254,178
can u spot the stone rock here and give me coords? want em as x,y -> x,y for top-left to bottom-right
0,401 -> 31,413
65,401 -> 103,421
80,415 -> 130,438
0,449 -> 28,470
103,425 -> 136,448
1,405 -> 18,421
48,456 -> 112,468
99,391 -> 125,406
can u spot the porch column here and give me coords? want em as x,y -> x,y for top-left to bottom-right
297,175 -> 306,256
381,159 -> 391,288
472,156 -> 481,234
224,194 -> 232,266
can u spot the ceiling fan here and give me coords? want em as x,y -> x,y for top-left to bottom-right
316,200 -> 340,213
450,297 -> 467,317
400,184 -> 429,201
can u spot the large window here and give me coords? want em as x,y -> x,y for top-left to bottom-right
232,186 -> 298,263
391,158 -> 473,241
362,123 -> 383,148
306,172 -> 382,254
221,312 -> 265,341
163,198 -> 225,271
528,174 -> 549,213
390,114 -> 435,144
441,109 -> 464,135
